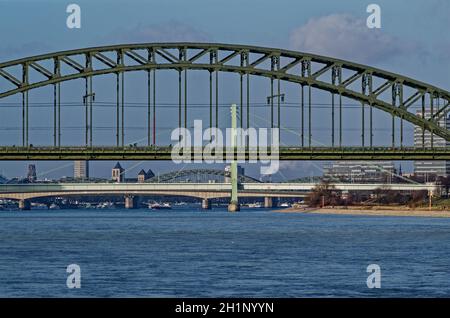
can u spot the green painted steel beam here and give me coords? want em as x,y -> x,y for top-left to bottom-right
2,62 -> 448,141
0,146 -> 450,160
230,104 -> 239,205
1,43 -> 448,94
1,43 -> 450,144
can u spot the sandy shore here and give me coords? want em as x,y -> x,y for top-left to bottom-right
277,206 -> 450,218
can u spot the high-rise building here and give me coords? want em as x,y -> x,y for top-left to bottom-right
74,161 -> 89,180
27,164 -> 37,182
112,162 -> 125,183
414,112 -> 450,178
323,161 -> 395,183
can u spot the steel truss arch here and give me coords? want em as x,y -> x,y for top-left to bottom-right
1,42 -> 449,141
145,169 -> 260,183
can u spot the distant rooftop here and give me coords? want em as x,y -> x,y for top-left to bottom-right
113,162 -> 123,170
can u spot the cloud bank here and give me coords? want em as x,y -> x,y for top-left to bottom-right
289,14 -> 412,64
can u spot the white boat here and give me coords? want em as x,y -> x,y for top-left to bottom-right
247,202 -> 262,208
97,202 -> 115,209
149,202 -> 172,210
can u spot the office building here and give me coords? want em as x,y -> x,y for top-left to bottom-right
323,161 -> 395,183
74,161 -> 89,180
414,111 -> 450,178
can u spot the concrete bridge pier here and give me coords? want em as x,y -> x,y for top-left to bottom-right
201,198 -> 211,210
19,199 -> 31,210
124,195 -> 138,209
264,197 -> 278,208
228,201 -> 240,212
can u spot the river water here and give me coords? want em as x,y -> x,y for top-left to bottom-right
0,207 -> 450,297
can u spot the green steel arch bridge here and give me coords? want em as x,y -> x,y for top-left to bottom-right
0,42 -> 449,160
145,169 -> 261,183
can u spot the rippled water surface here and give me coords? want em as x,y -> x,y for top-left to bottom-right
1,208 -> 450,297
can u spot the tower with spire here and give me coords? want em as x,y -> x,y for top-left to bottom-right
112,162 -> 124,183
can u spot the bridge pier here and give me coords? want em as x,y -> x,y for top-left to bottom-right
19,199 -> 31,211
124,195 -> 137,209
227,201 -> 240,212
201,198 -> 211,210
264,197 -> 278,208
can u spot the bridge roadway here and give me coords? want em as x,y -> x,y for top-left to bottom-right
1,146 -> 450,160
0,182 -> 439,202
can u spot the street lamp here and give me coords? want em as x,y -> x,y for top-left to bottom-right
266,93 -> 285,105
266,93 -> 285,144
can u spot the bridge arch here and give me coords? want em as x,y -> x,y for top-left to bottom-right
0,42 -> 449,146
145,169 -> 260,183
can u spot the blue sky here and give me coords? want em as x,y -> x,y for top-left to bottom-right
0,0 -> 449,180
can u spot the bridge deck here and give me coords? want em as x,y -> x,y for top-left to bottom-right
0,146 -> 449,160
0,182 -> 439,201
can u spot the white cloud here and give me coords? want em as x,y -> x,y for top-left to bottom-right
289,14 -> 411,64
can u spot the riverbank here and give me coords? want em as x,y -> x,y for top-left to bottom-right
277,206 -> 450,218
